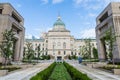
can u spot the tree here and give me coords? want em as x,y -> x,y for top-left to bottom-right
92,47 -> 98,59
104,27 -> 119,64
36,44 -> 42,62
0,29 -> 15,66
79,45 -> 86,58
25,42 -> 34,63
84,39 -> 93,60
23,47 -> 26,60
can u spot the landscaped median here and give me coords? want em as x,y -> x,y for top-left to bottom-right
30,62 -> 56,80
64,62 -> 91,80
30,62 -> 91,80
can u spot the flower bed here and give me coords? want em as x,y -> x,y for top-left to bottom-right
64,62 -> 91,80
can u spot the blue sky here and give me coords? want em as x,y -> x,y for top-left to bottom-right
0,0 -> 120,39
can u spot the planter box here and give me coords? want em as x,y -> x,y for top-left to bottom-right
92,64 -> 106,68
0,70 -> 8,76
86,62 -> 107,68
113,69 -> 120,75
86,64 -> 93,68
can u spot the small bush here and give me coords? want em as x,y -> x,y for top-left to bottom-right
100,65 -> 120,71
30,62 -> 56,80
64,62 -> 91,80
0,67 -> 21,72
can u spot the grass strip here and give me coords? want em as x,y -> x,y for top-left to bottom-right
48,63 -> 72,80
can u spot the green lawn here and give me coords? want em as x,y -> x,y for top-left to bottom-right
48,63 -> 72,80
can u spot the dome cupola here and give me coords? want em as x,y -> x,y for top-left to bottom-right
53,16 -> 65,26
53,15 -> 66,31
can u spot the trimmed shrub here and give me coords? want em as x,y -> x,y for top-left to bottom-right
30,62 -> 56,80
0,67 -> 21,72
64,62 -> 91,80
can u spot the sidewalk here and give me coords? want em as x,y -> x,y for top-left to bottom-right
67,60 -> 120,80
0,61 -> 53,80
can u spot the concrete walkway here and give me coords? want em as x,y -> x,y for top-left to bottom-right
0,61 -> 53,80
67,60 -> 120,80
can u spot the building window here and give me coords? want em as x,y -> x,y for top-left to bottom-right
64,51 -> 66,55
71,52 -> 73,55
46,52 -> 47,55
99,12 -> 108,23
58,42 -> 61,46
46,40 -> 48,43
12,12 -> 21,23
63,42 -> 66,49
58,51 -> 61,55
75,52 -> 76,55
53,42 -> 56,46
0,9 -> 2,14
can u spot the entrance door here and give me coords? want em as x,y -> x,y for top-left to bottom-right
57,56 -> 62,60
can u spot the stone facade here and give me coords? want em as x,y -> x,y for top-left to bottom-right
96,2 -> 120,62
0,3 -> 25,62
25,16 -> 97,60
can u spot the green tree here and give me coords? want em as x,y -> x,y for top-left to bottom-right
0,29 -> 15,66
26,42 -> 34,63
104,27 -> 119,64
79,45 -> 86,58
23,47 -> 26,60
36,44 -> 42,62
92,47 -> 98,59
84,39 -> 93,60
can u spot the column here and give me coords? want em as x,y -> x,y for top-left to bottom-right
14,36 -> 20,61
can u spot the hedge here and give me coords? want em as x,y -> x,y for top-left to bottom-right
30,62 -> 56,80
63,62 -> 92,80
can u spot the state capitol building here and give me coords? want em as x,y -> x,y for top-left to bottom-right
25,16 -> 96,60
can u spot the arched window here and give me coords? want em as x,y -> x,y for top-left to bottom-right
64,51 -> 66,55
39,44 -> 41,46
75,52 -> 76,55
46,52 -> 47,55
35,43 -> 37,46
71,52 -> 73,55
63,42 -> 66,49
58,42 -> 61,46
46,40 -> 48,43
58,51 -> 61,55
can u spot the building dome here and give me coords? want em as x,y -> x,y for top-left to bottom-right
53,16 -> 66,31
53,17 -> 65,26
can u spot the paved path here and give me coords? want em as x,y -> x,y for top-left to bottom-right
67,60 -> 120,80
0,61 -> 53,80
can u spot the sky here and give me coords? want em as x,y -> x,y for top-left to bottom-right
0,0 -> 120,39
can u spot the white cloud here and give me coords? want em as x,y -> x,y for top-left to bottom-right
52,0 -> 64,4
41,0 -> 49,4
73,0 -> 83,5
88,13 -> 97,17
80,28 -> 96,39
25,34 -> 32,39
